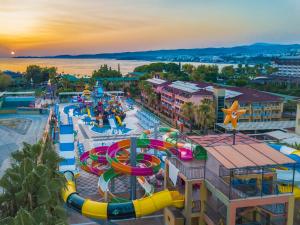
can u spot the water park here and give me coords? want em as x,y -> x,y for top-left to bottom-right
50,81 -> 299,225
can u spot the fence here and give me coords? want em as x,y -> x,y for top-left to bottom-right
169,157 -> 205,180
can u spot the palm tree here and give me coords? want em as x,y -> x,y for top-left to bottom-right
194,99 -> 215,134
138,80 -> 146,92
181,102 -> 195,133
148,93 -> 156,108
139,82 -> 153,105
144,83 -> 152,96
0,141 -> 67,224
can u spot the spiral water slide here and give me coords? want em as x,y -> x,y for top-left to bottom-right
80,146 -> 153,202
141,127 -> 194,160
62,139 -> 184,220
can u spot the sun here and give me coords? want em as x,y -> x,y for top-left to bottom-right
10,51 -> 15,55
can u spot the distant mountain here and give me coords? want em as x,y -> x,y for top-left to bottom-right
16,43 -> 300,63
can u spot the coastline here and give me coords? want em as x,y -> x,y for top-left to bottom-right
0,58 -> 235,76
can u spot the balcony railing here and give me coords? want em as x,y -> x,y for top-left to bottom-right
204,202 -> 226,225
261,203 -> 286,215
169,157 -> 205,180
205,168 -> 234,198
205,168 -> 265,200
161,96 -> 174,103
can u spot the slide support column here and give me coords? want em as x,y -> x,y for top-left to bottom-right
154,122 -> 159,156
130,136 -> 137,200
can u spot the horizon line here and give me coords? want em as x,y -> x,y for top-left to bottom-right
7,41 -> 300,58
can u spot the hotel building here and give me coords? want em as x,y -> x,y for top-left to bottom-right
273,56 -> 300,78
142,79 -> 284,124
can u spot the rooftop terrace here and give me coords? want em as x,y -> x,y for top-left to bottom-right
188,134 -> 295,169
146,78 -> 167,85
169,81 -> 201,93
216,120 -> 295,132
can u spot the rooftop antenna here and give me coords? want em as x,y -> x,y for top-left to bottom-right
222,100 -> 246,145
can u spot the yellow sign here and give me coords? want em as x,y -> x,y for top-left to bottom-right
222,100 -> 246,129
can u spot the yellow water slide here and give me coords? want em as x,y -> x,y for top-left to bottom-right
87,107 -> 91,118
115,115 -> 122,126
62,171 -> 184,220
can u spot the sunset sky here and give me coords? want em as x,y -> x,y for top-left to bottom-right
1,0 -> 300,57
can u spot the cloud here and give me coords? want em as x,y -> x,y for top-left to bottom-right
0,0 -> 299,56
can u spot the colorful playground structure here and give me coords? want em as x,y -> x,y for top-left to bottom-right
57,94 -> 298,225
69,85 -> 127,132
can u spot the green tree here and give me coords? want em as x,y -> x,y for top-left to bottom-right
148,93 -> 157,108
143,83 -> 153,96
181,102 -> 195,133
77,78 -> 86,91
0,73 -> 12,91
221,66 -> 235,79
234,78 -> 249,87
264,65 -> 278,75
46,67 -> 58,85
59,77 -> 73,92
191,65 -> 218,82
92,64 -> 122,78
0,141 -> 67,224
194,99 -> 215,134
134,63 -> 189,81
88,77 -> 96,88
182,64 -> 195,74
138,80 -> 147,95
25,65 -> 52,84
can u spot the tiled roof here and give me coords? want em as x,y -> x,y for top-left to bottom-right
146,78 -> 167,85
158,80 -> 282,103
163,86 -> 213,96
216,120 -> 295,131
188,134 -> 295,169
224,86 -> 283,103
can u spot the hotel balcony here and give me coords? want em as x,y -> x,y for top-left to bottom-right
161,96 -> 174,104
175,94 -> 190,102
161,102 -> 173,111
174,100 -> 183,108
162,89 -> 173,97
205,165 -> 295,200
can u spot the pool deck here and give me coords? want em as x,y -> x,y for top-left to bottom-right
0,114 -> 49,177
61,103 -> 154,153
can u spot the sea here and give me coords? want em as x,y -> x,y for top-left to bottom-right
0,58 -> 234,76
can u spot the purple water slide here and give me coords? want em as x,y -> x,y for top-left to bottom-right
131,167 -> 154,176
150,139 -> 164,147
107,142 -> 120,157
